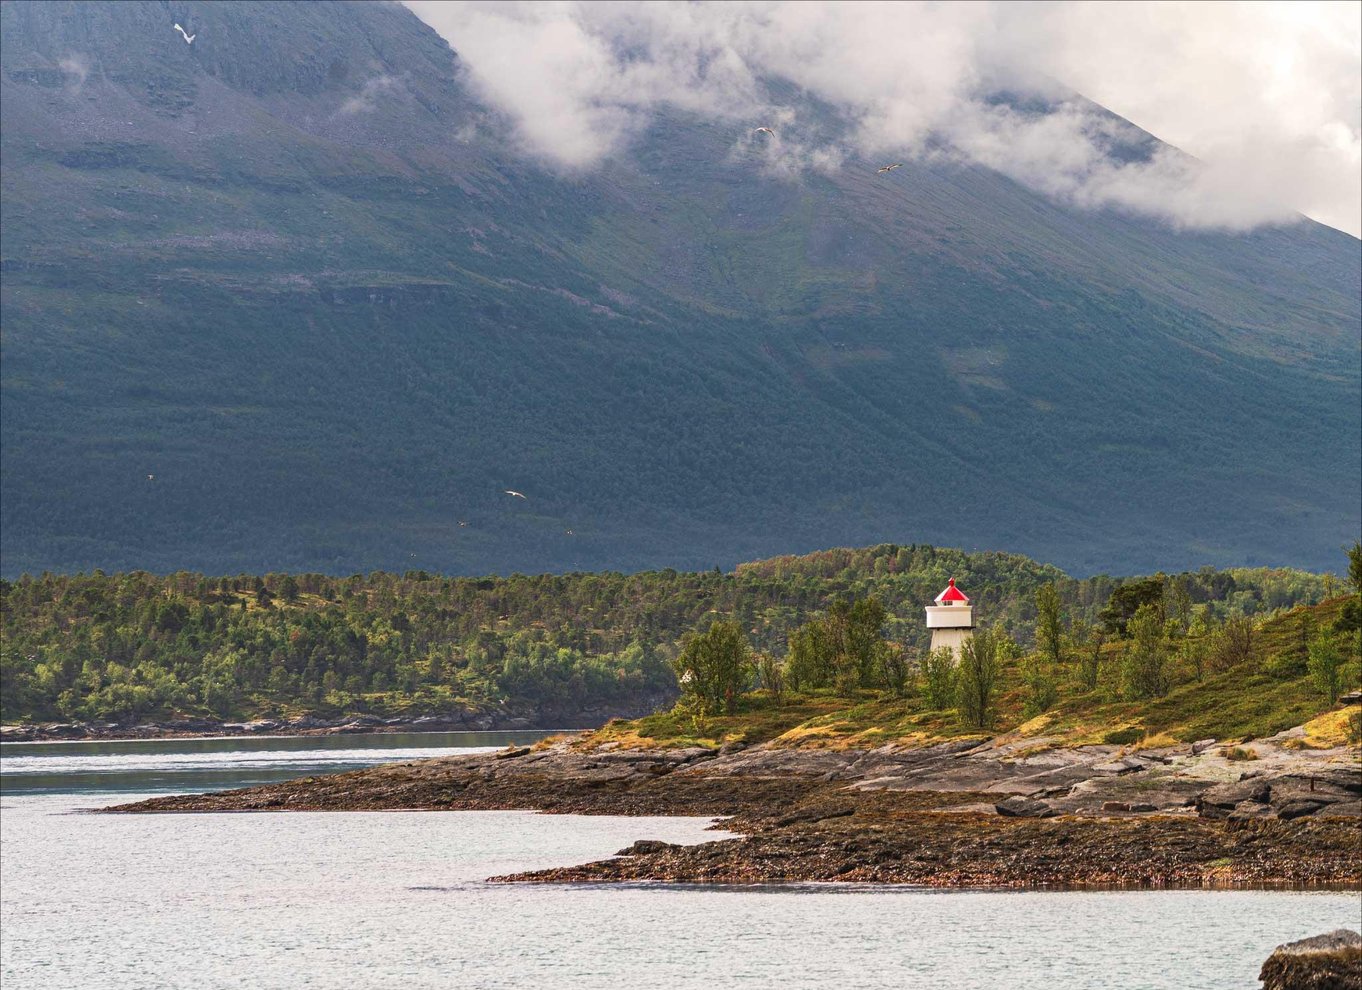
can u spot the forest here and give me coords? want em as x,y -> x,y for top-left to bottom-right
0,543 -> 1344,725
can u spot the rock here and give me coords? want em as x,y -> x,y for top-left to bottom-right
1339,690 -> 1362,705
1259,929 -> 1362,990
1101,801 -> 1130,813
494,746 -> 532,760
1314,800 -> 1362,817
1190,738 -> 1218,755
775,805 -> 855,827
1092,758 -> 1147,775
995,796 -> 1057,818
1198,778 -> 1269,817
1275,799 -> 1328,820
0,725 -> 36,741
1228,801 -> 1274,820
1128,803 -> 1157,813
616,840 -> 681,856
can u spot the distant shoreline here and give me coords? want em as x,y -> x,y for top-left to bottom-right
1,712 -> 613,743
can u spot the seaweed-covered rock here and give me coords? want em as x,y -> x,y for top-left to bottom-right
1259,929 -> 1362,990
995,796 -> 1056,818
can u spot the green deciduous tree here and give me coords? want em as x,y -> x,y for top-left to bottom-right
921,646 -> 956,710
1035,582 -> 1065,668
672,620 -> 752,715
956,627 -> 1006,729
1307,630 -> 1344,704
1122,604 -> 1171,699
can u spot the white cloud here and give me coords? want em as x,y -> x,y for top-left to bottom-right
405,1 -> 1362,236
339,73 -> 406,115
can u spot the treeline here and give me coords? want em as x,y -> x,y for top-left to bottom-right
673,543 -> 1362,736
0,543 -> 1342,724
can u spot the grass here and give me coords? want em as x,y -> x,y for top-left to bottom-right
582,597 -> 1362,751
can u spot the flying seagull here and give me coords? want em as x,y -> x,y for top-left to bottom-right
503,490 -> 527,499
754,127 -> 774,137
147,474 -> 155,481
877,163 -> 903,174
173,23 -> 196,44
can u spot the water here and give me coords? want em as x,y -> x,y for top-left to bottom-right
0,731 -> 555,795
2,734 -> 1357,989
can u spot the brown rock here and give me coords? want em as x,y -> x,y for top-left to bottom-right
1259,929 -> 1362,990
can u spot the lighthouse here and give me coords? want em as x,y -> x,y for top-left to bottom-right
925,577 -> 974,661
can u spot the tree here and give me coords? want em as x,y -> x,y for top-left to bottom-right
878,644 -> 912,698
921,646 -> 956,710
756,653 -> 784,700
786,619 -> 835,691
1122,604 -> 1171,699
1167,576 -> 1193,636
1348,540 -> 1362,596
1099,577 -> 1166,636
784,596 -> 890,693
1209,613 -> 1255,672
1307,630 -> 1344,704
1070,619 -> 1103,691
1020,653 -> 1058,718
1035,582 -> 1065,668
956,627 -> 1005,730
279,575 -> 300,604
672,620 -> 751,715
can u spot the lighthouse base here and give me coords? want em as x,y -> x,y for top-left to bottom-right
929,627 -> 974,663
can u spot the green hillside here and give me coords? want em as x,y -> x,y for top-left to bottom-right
0,542 -> 1342,725
590,594 -> 1362,753
1,0 -> 1359,579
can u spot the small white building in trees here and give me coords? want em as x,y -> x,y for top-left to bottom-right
925,578 -> 974,660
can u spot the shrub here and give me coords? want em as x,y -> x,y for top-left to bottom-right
1263,651 -> 1307,680
1306,630 -> 1344,704
1021,655 -> 1058,719
1220,746 -> 1259,761
1209,613 -> 1255,672
878,645 -> 913,698
921,646 -> 956,710
1103,727 -> 1143,745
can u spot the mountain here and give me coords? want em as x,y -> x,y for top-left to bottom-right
2,0 -> 1359,578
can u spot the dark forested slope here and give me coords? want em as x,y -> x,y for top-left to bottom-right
1,0 -> 1358,579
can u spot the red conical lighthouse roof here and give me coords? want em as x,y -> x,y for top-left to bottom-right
935,578 -> 970,604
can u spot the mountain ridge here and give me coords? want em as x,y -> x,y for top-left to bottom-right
1,0 -> 1358,578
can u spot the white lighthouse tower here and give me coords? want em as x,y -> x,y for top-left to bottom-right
925,577 -> 974,661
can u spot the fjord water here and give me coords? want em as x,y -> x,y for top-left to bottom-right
1,735 -> 1356,990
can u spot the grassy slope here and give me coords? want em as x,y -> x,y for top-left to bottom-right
587,597 -> 1362,751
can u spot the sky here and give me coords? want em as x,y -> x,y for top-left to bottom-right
404,1 -> 1361,238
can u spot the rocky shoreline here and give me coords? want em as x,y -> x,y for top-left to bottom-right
0,705 -> 652,742
110,723 -> 1362,889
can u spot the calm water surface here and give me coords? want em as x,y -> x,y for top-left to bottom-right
2,733 -> 1357,989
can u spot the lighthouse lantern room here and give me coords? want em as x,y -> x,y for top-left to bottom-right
925,577 -> 974,661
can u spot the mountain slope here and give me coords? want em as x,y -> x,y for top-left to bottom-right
1,0 -> 1358,577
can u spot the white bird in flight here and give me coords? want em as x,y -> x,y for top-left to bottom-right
754,127 -> 774,137
504,490 -> 527,499
174,23 -> 196,45
877,163 -> 903,174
